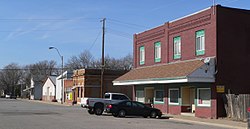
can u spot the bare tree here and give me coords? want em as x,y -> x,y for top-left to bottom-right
0,63 -> 23,96
65,50 -> 94,70
25,60 -> 58,86
65,49 -> 133,70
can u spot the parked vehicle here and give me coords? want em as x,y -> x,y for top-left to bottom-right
106,100 -> 162,118
81,92 -> 130,115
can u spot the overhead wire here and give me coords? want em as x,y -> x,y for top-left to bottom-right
88,30 -> 102,51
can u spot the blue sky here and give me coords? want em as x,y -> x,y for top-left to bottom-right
0,0 -> 249,68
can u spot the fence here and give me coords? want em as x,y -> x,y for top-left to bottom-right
224,94 -> 250,121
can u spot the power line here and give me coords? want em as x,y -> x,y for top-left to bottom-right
0,18 -> 101,22
107,18 -> 148,29
0,27 -> 100,33
88,30 -> 102,51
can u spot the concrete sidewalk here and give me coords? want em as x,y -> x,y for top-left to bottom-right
168,114 -> 247,129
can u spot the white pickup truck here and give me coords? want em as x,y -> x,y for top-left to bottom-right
81,92 -> 130,115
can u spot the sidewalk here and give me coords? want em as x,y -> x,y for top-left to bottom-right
168,114 -> 247,129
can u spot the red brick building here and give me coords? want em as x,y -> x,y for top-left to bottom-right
64,79 -> 73,105
72,69 -> 133,104
113,5 -> 250,118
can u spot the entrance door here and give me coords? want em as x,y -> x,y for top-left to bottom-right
144,87 -> 154,104
47,87 -> 50,101
181,87 -> 195,113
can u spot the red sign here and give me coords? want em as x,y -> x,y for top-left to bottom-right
248,107 -> 250,112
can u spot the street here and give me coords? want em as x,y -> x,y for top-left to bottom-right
0,98 -> 231,129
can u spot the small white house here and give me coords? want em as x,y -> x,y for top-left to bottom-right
42,76 -> 56,101
56,71 -> 73,103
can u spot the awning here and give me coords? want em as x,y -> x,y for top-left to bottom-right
113,58 -> 215,86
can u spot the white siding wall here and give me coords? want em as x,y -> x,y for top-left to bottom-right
42,78 -> 55,96
56,75 -> 62,102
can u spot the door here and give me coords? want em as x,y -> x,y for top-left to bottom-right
47,87 -> 50,101
145,87 -> 154,104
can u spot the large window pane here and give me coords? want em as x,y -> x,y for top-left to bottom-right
169,88 -> 179,105
136,90 -> 144,103
197,88 -> 211,106
155,90 -> 164,103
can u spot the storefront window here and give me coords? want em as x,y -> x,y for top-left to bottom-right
155,90 -> 164,103
169,88 -> 179,105
136,90 -> 144,103
197,88 -> 211,107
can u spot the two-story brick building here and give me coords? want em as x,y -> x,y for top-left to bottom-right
113,5 -> 250,118
72,69 -> 133,104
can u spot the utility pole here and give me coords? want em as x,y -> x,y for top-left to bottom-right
100,18 -> 106,98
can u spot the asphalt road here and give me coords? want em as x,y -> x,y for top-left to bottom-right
0,98 -> 230,129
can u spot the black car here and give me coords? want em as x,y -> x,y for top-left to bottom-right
106,100 -> 162,118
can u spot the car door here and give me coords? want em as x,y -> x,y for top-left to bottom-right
131,101 -> 146,116
120,101 -> 132,115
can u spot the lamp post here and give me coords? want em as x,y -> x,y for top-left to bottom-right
49,46 -> 64,104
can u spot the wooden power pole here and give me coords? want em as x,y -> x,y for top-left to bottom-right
100,18 -> 106,98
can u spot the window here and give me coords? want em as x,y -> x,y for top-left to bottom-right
136,90 -> 144,103
154,42 -> 161,62
173,36 -> 181,59
139,46 -> 145,65
104,94 -> 110,99
169,88 -> 179,105
112,94 -> 129,100
197,88 -> 211,107
132,102 -> 145,108
196,30 -> 205,55
155,90 -> 164,103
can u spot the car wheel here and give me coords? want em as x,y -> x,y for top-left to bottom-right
150,111 -> 157,118
112,113 -> 118,117
94,108 -> 103,115
143,115 -> 148,118
118,110 -> 126,117
88,109 -> 95,114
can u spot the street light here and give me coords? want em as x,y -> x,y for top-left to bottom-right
49,46 -> 64,104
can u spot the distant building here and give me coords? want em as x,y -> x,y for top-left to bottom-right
56,71 -> 73,103
114,5 -> 250,118
64,79 -> 73,105
72,69 -> 133,104
30,77 -> 43,100
42,76 -> 57,101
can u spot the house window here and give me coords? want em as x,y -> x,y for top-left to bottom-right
174,36 -> 181,59
169,88 -> 179,105
196,30 -> 205,55
155,90 -> 164,103
154,42 -> 161,62
139,46 -> 145,65
197,88 -> 211,107
136,90 -> 144,103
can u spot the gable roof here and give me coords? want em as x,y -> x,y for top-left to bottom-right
113,59 -> 215,85
49,76 -> 57,85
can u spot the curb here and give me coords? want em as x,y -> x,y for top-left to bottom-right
171,118 -> 246,129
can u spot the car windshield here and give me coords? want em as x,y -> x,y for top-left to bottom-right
104,94 -> 110,99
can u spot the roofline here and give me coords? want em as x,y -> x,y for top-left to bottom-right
113,76 -> 215,86
169,6 -> 212,23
